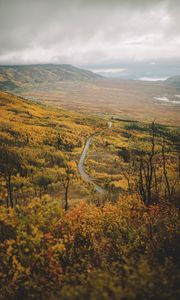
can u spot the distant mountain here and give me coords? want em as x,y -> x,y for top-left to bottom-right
88,62 -> 180,80
165,76 -> 180,88
0,64 -> 102,91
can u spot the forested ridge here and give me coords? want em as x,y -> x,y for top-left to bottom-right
0,91 -> 179,300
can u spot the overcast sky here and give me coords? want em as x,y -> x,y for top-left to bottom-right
0,0 -> 180,66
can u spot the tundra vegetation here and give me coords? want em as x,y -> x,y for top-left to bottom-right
0,91 -> 179,300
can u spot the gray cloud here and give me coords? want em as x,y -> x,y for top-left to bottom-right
0,0 -> 180,65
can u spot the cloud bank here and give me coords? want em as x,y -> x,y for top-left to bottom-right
0,0 -> 180,65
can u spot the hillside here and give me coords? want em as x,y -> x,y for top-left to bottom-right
0,64 -> 102,91
0,91 -> 180,300
165,75 -> 180,88
0,90 -> 180,299
0,90 -> 107,207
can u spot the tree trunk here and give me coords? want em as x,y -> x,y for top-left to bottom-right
147,122 -> 155,205
153,168 -> 159,202
178,151 -> 180,179
64,179 -> 70,211
7,175 -> 13,208
162,144 -> 171,202
139,155 -> 147,204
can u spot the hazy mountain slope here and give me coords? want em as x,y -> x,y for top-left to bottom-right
165,76 -> 180,88
0,64 -> 102,91
0,65 -> 179,126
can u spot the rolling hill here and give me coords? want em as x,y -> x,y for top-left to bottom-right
0,64 -> 102,91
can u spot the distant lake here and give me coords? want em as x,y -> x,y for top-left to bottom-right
88,62 -> 180,80
138,77 -> 168,81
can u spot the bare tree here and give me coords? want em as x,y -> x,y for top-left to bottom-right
162,142 -> 170,201
137,122 -> 156,205
61,161 -> 76,211
0,147 -> 23,208
121,121 -> 179,205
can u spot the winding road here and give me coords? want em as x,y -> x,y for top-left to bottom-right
78,122 -> 112,194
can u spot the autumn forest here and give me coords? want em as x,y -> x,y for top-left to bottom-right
0,67 -> 179,300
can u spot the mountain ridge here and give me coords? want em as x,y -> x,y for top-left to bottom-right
165,75 -> 180,88
0,64 -> 102,91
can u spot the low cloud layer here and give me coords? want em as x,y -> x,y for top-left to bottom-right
0,0 -> 180,66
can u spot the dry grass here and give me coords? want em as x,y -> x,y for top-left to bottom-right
14,79 -> 180,125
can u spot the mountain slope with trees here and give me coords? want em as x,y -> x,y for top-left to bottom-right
0,91 -> 179,300
0,64 -> 102,91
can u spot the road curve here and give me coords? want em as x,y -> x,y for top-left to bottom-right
78,122 -> 112,194
78,135 -> 106,194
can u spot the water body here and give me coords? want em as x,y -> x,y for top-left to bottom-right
154,96 -> 180,105
154,96 -> 170,102
138,77 -> 168,81
88,61 -> 180,80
